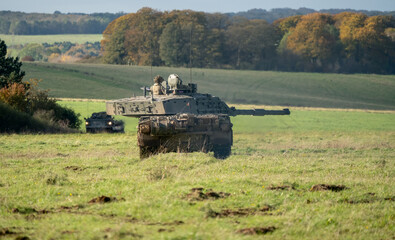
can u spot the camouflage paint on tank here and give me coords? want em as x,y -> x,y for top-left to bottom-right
106,74 -> 290,158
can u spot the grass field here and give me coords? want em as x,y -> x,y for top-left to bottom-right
0,34 -> 102,45
0,101 -> 394,239
23,62 -> 395,110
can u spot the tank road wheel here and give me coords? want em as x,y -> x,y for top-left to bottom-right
213,144 -> 231,159
139,146 -> 159,159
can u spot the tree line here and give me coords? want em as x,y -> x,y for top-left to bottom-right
0,11 -> 124,34
101,8 -> 395,74
228,8 -> 395,23
1,8 -> 393,35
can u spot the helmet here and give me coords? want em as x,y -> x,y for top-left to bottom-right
154,75 -> 164,84
168,74 -> 182,89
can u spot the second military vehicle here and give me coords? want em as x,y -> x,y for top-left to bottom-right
106,74 -> 290,158
85,112 -> 124,133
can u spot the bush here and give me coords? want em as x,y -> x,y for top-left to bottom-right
0,79 -> 81,131
0,101 -> 47,133
21,55 -> 35,62
26,79 -> 81,129
0,101 -> 79,133
0,82 -> 27,112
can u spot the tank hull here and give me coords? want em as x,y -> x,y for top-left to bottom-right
137,114 -> 233,159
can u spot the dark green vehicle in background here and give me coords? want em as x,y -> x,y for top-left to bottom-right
85,112 -> 124,133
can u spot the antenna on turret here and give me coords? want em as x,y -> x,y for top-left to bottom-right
189,23 -> 193,83
150,66 -> 153,82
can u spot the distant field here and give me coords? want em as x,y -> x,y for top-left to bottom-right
1,101 -> 394,239
23,62 -> 395,110
0,34 -> 102,45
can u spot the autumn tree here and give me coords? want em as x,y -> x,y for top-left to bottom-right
101,14 -> 131,64
285,13 -> 340,71
159,22 -> 189,66
159,10 -> 210,67
204,13 -> 230,67
226,18 -> 280,69
274,15 -> 302,35
124,8 -> 166,66
334,12 -> 368,63
335,13 -> 395,73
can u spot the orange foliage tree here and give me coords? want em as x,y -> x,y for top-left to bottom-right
285,13 -> 339,69
334,13 -> 395,72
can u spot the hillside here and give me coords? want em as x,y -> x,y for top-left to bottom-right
22,62 -> 395,110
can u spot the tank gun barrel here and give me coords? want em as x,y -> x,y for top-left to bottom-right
229,107 -> 290,116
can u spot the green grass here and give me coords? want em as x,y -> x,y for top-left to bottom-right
0,101 -> 394,239
23,62 -> 395,110
0,34 -> 102,45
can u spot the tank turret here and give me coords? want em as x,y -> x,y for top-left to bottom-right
106,74 -> 290,158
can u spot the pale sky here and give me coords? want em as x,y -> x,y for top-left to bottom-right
1,0 -> 394,13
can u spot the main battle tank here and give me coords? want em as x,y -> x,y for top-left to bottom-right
106,74 -> 290,159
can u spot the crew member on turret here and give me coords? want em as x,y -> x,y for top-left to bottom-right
150,75 -> 165,95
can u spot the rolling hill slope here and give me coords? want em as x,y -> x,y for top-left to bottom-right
23,62 -> 395,110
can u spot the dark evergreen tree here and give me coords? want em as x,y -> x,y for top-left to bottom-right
0,39 -> 25,88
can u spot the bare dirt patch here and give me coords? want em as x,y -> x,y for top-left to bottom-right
59,205 -> 84,211
12,207 -> 50,214
236,226 -> 276,235
146,220 -> 184,226
267,185 -> 295,190
57,153 -> 69,157
185,188 -> 230,201
340,193 -> 394,204
61,230 -> 78,234
158,228 -> 174,232
341,199 -> 373,204
0,228 -> 17,236
384,196 -> 394,201
310,184 -> 347,192
103,228 -> 142,239
207,206 -> 272,218
64,166 -> 84,171
88,195 -> 119,204
15,236 -> 30,240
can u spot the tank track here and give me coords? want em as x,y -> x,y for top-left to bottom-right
137,114 -> 233,159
